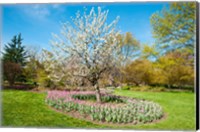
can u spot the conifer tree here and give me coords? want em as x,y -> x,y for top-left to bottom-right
3,33 -> 27,86
3,33 -> 27,66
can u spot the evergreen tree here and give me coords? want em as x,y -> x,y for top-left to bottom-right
3,33 -> 27,66
3,33 -> 28,86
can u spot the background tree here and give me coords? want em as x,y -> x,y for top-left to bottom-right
149,2 -> 195,90
43,7 -> 121,103
123,59 -> 153,86
3,33 -> 27,66
141,44 -> 159,60
117,32 -> 140,65
36,61 -> 55,89
97,32 -> 140,88
3,62 -> 22,86
150,2 -> 196,55
156,50 -> 194,89
23,46 -> 41,86
3,34 -> 28,86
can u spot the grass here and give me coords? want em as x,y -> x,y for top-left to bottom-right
114,90 -> 196,130
1,89 -> 196,130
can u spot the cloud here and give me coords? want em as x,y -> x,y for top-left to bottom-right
21,4 -> 50,20
52,4 -> 60,9
19,4 -> 64,21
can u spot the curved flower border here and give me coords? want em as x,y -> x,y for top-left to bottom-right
46,91 -> 164,124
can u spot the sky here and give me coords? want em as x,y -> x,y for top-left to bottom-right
1,2 -> 169,51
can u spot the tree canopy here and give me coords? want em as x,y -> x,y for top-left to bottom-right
43,7 -> 121,102
3,33 -> 27,66
117,32 -> 140,65
150,2 -> 196,55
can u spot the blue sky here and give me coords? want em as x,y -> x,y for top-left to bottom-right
1,2 -> 169,51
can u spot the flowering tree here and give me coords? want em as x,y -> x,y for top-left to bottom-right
43,7 -> 121,102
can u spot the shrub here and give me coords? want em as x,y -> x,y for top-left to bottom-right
121,85 -> 132,90
129,86 -> 166,92
3,62 -> 22,86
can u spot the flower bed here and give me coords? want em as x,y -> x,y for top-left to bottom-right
46,91 -> 164,124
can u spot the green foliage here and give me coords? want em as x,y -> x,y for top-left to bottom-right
141,44 -> 159,60
120,85 -> 132,90
3,34 -> 28,86
117,32 -> 140,64
23,57 -> 54,88
23,49 -> 40,84
130,86 -> 166,92
122,48 -> 194,90
150,2 -> 196,54
3,33 -> 27,66
123,59 -> 153,86
155,50 -> 194,88
36,66 -> 55,88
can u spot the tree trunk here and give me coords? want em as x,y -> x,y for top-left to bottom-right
94,83 -> 101,103
135,82 -> 139,86
178,84 -> 182,90
9,78 -> 15,87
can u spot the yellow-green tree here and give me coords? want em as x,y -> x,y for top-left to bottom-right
150,2 -> 196,55
141,44 -> 159,60
156,50 -> 194,88
123,59 -> 154,86
117,32 -> 140,65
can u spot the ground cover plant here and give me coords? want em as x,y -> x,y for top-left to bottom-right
46,91 -> 164,124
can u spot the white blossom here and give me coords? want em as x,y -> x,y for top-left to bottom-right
42,7 -> 122,86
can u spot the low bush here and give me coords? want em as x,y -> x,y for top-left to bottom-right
121,85 -> 132,90
130,86 -> 166,92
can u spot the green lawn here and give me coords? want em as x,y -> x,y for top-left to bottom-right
1,89 -> 196,130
